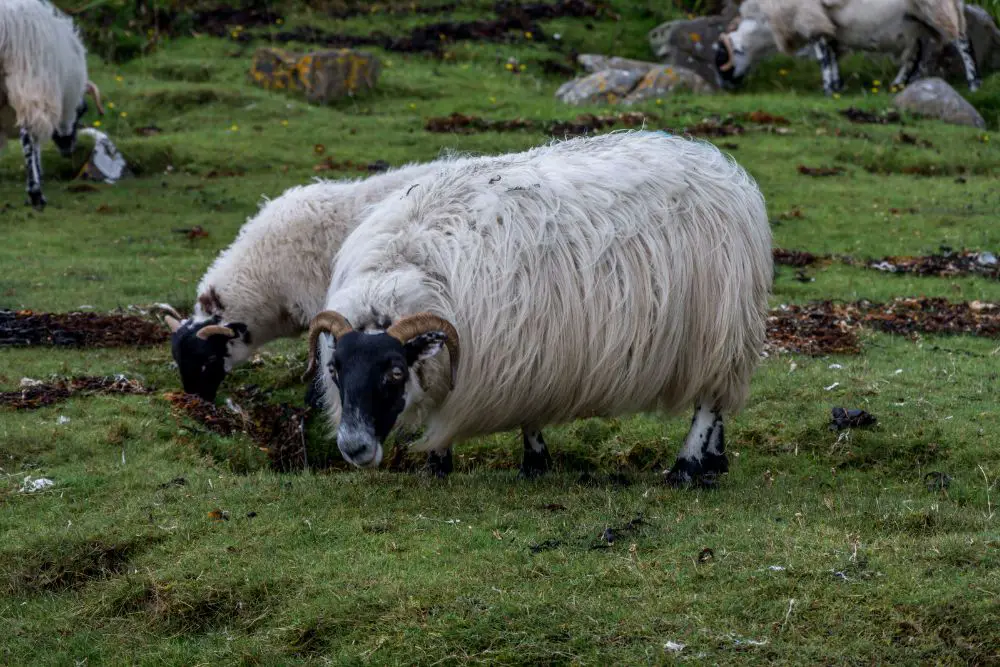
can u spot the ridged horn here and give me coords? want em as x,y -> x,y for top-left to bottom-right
386,313 -> 460,389
302,311 -> 354,382
718,33 -> 736,72
196,324 -> 235,340
86,81 -> 105,115
152,303 -> 183,320
165,316 -> 182,332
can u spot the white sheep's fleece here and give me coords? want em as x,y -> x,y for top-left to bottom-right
320,130 -> 773,452
190,161 -> 451,352
0,0 -> 88,139
747,0 -> 967,53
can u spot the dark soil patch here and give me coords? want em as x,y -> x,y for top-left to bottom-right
5,535 -> 161,595
0,309 -> 167,348
0,376 -> 151,410
766,297 -> 1000,356
868,250 -> 999,279
424,111 -> 654,136
313,157 -> 394,173
493,0 -> 612,20
766,303 -> 862,356
840,107 -> 902,124
166,386 -> 315,472
773,248 -> 821,267
327,1 -> 459,19
798,164 -> 844,177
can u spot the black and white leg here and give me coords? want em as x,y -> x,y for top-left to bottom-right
519,429 -> 552,478
952,37 -> 981,92
427,447 -> 453,478
812,36 -> 842,95
665,403 -> 728,487
20,128 -> 45,210
892,38 -> 924,89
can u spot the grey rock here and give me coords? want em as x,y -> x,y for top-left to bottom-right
555,67 -> 649,105
648,15 -> 732,88
623,65 -> 716,103
893,77 -> 986,128
577,54 -> 656,75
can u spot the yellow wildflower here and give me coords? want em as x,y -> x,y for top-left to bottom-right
779,69 -> 788,76
115,75 -> 123,83
505,63 -> 514,71
281,119 -> 289,127
518,64 -> 526,71
93,120 -> 101,127
525,31 -> 532,39
230,124 -> 238,131
108,102 -> 116,110
120,111 -> 127,118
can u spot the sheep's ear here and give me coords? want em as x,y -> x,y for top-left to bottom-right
403,331 -> 448,365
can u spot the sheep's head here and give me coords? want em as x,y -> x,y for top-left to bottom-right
303,311 -> 459,469
52,81 -> 104,157
158,304 -> 251,402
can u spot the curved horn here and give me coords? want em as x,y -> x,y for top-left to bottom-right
86,81 -> 105,115
196,324 -> 235,340
718,33 -> 736,72
165,315 -> 183,333
386,313 -> 460,389
302,311 -> 354,382
152,303 -> 183,320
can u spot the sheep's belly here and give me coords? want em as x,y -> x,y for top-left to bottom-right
830,0 -> 916,53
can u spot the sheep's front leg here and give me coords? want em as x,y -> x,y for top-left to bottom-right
427,447 -> 453,478
665,403 -> 728,488
952,37 -> 981,92
519,429 -> 552,479
892,38 -> 924,89
19,128 -> 45,210
811,36 -> 843,95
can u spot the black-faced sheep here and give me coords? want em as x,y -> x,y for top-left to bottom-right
0,0 -> 104,209
158,165 -> 556,474
303,131 -> 773,485
714,0 -> 981,95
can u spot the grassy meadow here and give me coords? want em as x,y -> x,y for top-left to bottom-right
2,1 -> 1000,664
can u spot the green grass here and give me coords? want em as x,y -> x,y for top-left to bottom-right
3,2 -> 1000,664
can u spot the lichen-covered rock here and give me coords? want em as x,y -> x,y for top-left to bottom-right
623,65 -> 715,103
894,77 -> 986,129
577,54 -> 656,75
249,47 -> 381,103
555,67 -> 648,105
647,6 -> 739,88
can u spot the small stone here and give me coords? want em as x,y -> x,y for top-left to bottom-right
893,78 -> 986,128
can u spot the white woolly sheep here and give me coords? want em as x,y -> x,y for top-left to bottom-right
714,0 -> 981,95
159,160 -> 556,474
0,0 -> 104,209
302,131 -> 773,484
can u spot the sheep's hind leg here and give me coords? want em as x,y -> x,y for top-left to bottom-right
953,37 -> 981,92
519,429 -> 552,479
19,128 -> 45,210
665,403 -> 727,488
812,37 -> 843,95
892,38 -> 924,89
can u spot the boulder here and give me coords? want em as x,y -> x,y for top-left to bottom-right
920,5 -> 1000,82
555,67 -> 649,105
623,65 -> 716,103
577,54 -> 656,75
249,47 -> 381,104
647,3 -> 740,88
893,77 -> 986,128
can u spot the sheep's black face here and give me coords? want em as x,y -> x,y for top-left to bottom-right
330,330 -> 446,468
51,100 -> 88,157
170,319 -> 248,402
713,40 -> 746,88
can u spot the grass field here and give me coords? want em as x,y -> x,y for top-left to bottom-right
2,1 -> 1000,664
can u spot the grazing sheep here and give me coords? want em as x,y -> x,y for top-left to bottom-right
0,0 -> 104,209
303,131 -> 773,485
714,0 -> 981,95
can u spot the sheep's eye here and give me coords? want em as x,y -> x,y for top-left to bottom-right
387,367 -> 405,383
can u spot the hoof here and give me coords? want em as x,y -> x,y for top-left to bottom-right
664,458 -> 724,489
519,447 -> 552,480
426,449 -> 453,479
27,192 -> 46,211
701,451 -> 729,475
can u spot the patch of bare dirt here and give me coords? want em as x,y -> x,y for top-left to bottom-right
166,386 -> 312,472
773,248 -> 821,267
798,164 -> 844,177
0,310 -> 167,348
840,107 -> 902,124
424,111 -> 654,136
0,376 -> 151,410
868,250 -> 999,279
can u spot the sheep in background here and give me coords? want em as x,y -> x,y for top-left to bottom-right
158,164 -> 557,475
0,0 -> 104,209
714,0 -> 981,95
303,131 -> 773,485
